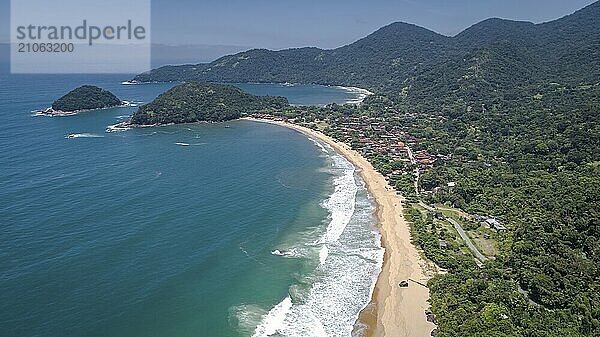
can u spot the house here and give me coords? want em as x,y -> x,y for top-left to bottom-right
485,217 -> 506,232
438,239 -> 448,249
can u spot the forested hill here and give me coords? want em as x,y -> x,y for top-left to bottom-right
51,85 -> 122,112
132,22 -> 450,90
400,1 -> 600,112
129,2 -> 600,336
132,1 -> 599,105
129,82 -> 288,125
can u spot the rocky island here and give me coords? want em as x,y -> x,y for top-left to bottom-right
127,82 -> 288,126
45,85 -> 126,116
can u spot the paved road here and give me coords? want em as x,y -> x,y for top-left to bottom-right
446,217 -> 487,262
418,202 -> 486,263
418,201 -> 435,211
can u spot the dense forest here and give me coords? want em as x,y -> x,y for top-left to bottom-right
272,86 -> 599,336
51,85 -> 122,112
131,2 -> 600,336
130,82 -> 288,125
407,81 -> 600,336
131,3 -> 599,102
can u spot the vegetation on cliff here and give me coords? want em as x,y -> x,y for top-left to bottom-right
130,82 -> 288,125
51,85 -> 122,112
130,2 -> 600,335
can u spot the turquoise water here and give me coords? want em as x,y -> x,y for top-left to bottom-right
0,75 -> 382,337
232,83 -> 370,106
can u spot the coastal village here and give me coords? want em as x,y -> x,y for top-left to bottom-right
250,111 -> 505,261
250,112 -> 439,190
250,110 -> 509,337
5,0 -> 597,335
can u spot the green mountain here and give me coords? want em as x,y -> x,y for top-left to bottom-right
130,2 -> 600,336
132,22 -> 450,91
132,1 -> 599,103
400,3 -> 600,111
51,85 -> 122,112
130,82 -> 288,125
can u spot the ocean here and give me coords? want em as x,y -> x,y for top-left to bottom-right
0,74 -> 383,337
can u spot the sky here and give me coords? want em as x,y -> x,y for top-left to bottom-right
0,0 -> 596,49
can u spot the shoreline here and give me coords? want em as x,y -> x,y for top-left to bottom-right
121,80 -> 373,104
334,86 -> 374,104
243,117 -> 436,337
34,101 -> 132,117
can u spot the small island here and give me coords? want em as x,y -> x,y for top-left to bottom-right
127,81 -> 289,126
45,85 -> 126,116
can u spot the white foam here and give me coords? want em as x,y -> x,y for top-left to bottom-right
238,146 -> 383,337
320,154 -> 358,243
319,245 -> 329,265
271,248 -> 303,258
336,86 -> 374,104
271,249 -> 284,256
31,110 -> 48,117
307,137 -> 329,154
65,133 -> 103,138
106,123 -> 131,132
229,304 -> 268,335
251,296 -> 293,337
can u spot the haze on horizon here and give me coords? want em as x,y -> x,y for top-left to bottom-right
156,0 -> 598,49
0,0 -> 596,66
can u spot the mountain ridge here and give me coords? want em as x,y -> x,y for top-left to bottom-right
133,1 -> 599,99
125,3 -> 600,336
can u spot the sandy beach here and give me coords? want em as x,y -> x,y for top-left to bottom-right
243,118 -> 436,337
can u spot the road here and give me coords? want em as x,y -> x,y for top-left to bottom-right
418,201 -> 435,211
446,217 -> 487,262
433,205 -> 473,220
418,202 -> 486,264
412,157 -> 485,263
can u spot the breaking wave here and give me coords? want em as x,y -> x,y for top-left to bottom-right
235,137 -> 384,337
